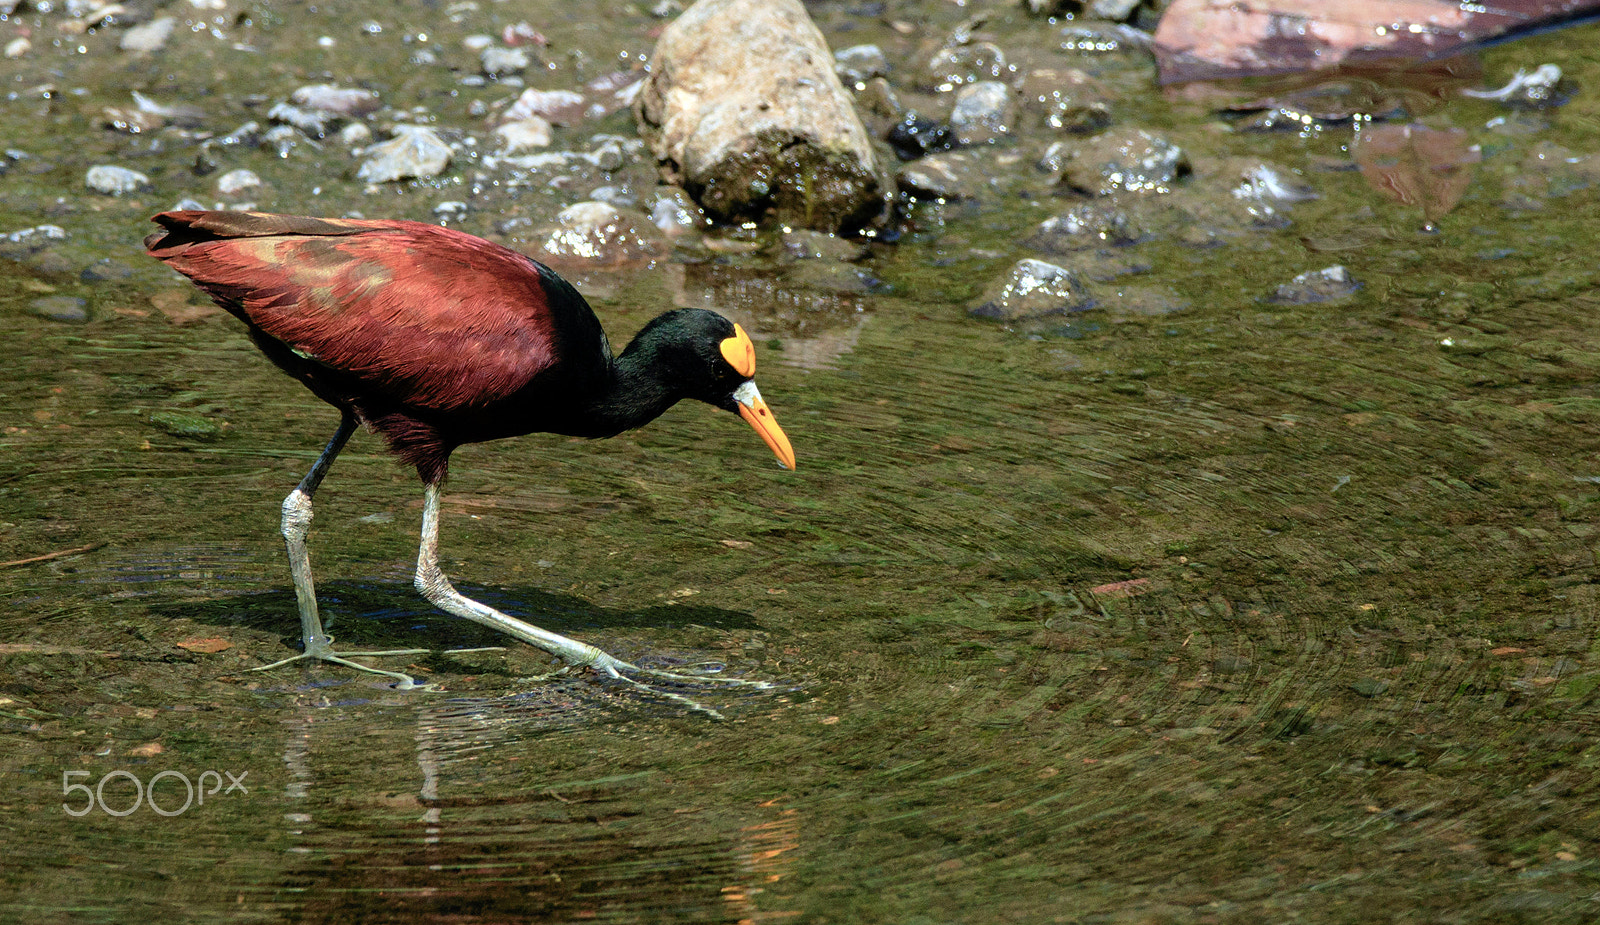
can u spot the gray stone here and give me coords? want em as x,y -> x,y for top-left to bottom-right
636,0 -> 887,232
85,165 -> 150,195
1267,266 -> 1361,305
1057,127 -> 1189,196
1088,0 -> 1143,21
493,117 -> 552,153
357,125 -> 452,183
896,151 -> 982,201
268,102 -> 335,138
970,259 -> 1093,320
950,81 -> 1013,144
81,259 -> 135,282
1025,205 -> 1143,252
780,228 -> 868,261
29,296 -> 88,324
290,84 -> 381,117
216,168 -> 262,196
504,88 -> 586,126
532,201 -> 666,268
835,44 -> 889,85
648,187 -> 710,236
923,42 -> 1008,90
482,46 -> 532,77
120,16 -> 175,53
0,224 -> 66,259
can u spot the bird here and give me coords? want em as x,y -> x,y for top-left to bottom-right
145,210 -> 794,694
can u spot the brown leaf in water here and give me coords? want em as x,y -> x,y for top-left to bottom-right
1353,123 -> 1481,222
176,637 -> 233,654
150,290 -> 219,325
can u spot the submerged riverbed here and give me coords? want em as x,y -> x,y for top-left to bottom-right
3,2 -> 1600,922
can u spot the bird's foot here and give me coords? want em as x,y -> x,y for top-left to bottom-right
561,649 -> 772,720
249,637 -> 504,690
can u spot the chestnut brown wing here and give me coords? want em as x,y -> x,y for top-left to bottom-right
149,214 -> 606,413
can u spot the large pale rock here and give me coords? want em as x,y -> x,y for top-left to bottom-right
636,0 -> 887,232
1153,0 -> 1600,84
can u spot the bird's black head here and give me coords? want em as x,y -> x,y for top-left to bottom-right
621,308 -> 795,469
626,308 -> 750,408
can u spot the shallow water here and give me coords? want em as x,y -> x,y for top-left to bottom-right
4,2 -> 1600,923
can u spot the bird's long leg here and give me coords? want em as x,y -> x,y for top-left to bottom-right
251,413 -> 430,688
412,482 -> 770,716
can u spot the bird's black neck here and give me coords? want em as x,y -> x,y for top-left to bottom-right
572,326 -> 685,437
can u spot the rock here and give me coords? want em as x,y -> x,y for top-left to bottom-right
29,296 -> 89,324
504,88 -> 586,126
81,259 -> 135,282
120,16 -> 175,54
923,41 -> 1008,90
502,22 -> 547,47
216,168 -> 262,196
780,228 -> 868,261
950,81 -> 1013,144
262,125 -> 310,158
1058,24 -> 1154,56
1019,68 -> 1113,134
269,102 -> 336,138
357,125 -> 452,183
433,200 -> 468,218
0,224 -> 67,259
1267,265 -> 1360,304
85,165 -> 151,194
290,84 -> 381,117
1089,0 -> 1143,20
482,46 -> 532,77
5,37 -> 30,59
835,44 -> 889,85
1025,204 -> 1143,252
1153,0 -> 1584,84
1057,127 -> 1189,196
636,0 -> 888,232
337,123 -> 373,147
494,117 -> 553,154
530,201 -> 666,268
648,186 -> 710,236
886,114 -> 955,161
897,151 -> 982,201
971,259 -> 1093,321
1224,159 -> 1318,203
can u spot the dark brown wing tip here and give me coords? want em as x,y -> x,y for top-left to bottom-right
144,210 -> 373,256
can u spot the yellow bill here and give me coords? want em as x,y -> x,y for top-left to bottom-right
732,380 -> 795,471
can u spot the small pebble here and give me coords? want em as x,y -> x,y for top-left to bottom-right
835,44 -> 889,85
85,165 -> 150,195
357,125 -> 452,183
4,37 -> 30,59
482,46 -> 531,77
337,123 -> 373,147
216,168 -> 262,196
120,17 -> 176,54
1267,265 -> 1361,305
291,84 -> 381,117
503,88 -> 586,126
493,117 -> 552,154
